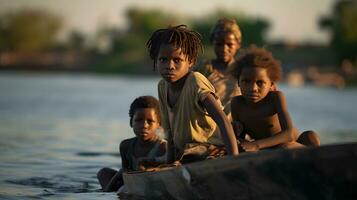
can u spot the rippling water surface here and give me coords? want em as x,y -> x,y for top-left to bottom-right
0,72 -> 356,199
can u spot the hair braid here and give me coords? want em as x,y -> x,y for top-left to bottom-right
146,24 -> 203,69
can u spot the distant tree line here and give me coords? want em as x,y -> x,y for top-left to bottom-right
319,0 -> 357,62
0,9 -> 61,52
0,0 -> 356,74
87,7 -> 271,73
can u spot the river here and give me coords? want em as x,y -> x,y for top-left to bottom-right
0,72 -> 356,199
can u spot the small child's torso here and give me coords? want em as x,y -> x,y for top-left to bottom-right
234,93 -> 282,140
127,138 -> 167,171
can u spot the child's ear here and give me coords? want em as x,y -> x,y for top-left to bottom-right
188,62 -> 194,71
237,41 -> 241,50
270,82 -> 276,91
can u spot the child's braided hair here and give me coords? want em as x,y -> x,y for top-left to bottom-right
146,25 -> 203,69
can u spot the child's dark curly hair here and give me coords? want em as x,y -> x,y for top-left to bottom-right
146,24 -> 203,69
231,45 -> 282,82
129,96 -> 160,127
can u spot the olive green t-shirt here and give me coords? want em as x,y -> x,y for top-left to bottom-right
158,71 -> 224,153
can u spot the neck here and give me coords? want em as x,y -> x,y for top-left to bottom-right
169,72 -> 190,92
137,135 -> 158,146
213,59 -> 235,71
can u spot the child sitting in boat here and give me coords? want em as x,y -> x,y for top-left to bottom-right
146,25 -> 239,164
230,46 -> 320,152
97,96 -> 167,192
195,18 -> 242,120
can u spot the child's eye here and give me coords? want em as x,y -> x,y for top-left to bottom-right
173,58 -> 181,64
159,57 -> 167,63
134,118 -> 142,122
148,120 -> 156,124
143,119 -> 157,126
240,79 -> 248,84
256,80 -> 265,86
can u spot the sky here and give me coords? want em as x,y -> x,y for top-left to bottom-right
0,0 -> 336,44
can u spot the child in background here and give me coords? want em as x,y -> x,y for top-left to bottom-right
97,96 -> 166,192
195,18 -> 242,119
230,46 -> 320,152
147,25 -> 239,163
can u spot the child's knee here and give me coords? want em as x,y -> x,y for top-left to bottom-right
281,141 -> 304,149
298,130 -> 320,147
97,167 -> 111,179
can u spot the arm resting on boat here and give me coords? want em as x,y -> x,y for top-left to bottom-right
166,129 -> 176,163
202,94 -> 239,155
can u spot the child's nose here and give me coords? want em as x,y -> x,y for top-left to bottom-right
142,121 -> 149,128
224,44 -> 229,51
251,83 -> 258,91
168,60 -> 175,70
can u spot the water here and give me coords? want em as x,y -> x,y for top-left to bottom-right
0,72 -> 357,199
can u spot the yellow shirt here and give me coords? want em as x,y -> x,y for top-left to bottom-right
158,72 -> 224,153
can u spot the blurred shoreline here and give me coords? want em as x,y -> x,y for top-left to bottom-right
1,42 -> 356,88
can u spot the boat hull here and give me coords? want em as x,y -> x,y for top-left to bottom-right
123,143 -> 357,200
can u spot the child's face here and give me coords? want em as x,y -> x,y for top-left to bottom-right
238,67 -> 273,104
213,32 -> 240,64
156,44 -> 193,83
132,108 -> 160,142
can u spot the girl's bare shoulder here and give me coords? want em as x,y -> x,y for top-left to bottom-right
231,95 -> 245,106
268,90 -> 286,102
158,141 -> 167,156
120,137 -> 136,151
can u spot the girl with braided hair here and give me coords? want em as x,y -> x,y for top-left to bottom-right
147,25 -> 239,164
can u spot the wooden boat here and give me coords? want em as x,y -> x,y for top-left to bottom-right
123,143 -> 357,200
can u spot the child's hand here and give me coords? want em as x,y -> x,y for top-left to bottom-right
138,160 -> 163,170
232,121 -> 244,137
241,141 -> 259,152
138,164 -> 146,171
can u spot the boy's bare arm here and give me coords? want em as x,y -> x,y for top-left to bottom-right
232,120 -> 245,139
231,96 -> 245,139
202,93 -> 239,155
245,91 -> 295,150
119,141 -> 130,171
166,129 -> 175,164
